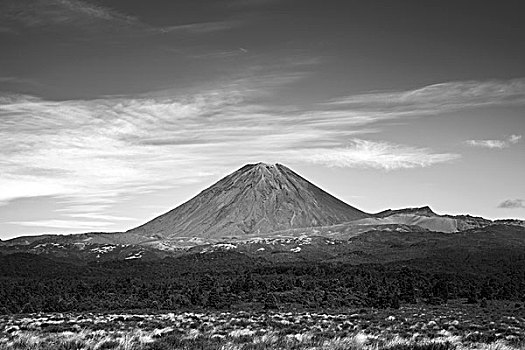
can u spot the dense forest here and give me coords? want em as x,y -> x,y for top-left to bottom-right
1,248 -> 524,314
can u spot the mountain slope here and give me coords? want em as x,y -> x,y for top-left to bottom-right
127,163 -> 370,239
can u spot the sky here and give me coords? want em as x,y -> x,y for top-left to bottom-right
1,0 -> 524,239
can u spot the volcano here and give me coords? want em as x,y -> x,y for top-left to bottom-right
127,162 -> 370,238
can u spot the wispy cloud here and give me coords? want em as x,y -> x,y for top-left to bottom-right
326,78 -> 525,115
296,139 -> 460,170
0,76 -> 300,208
8,219 -> 113,230
0,0 -> 243,36
2,76 -> 523,231
0,76 -> 39,85
498,199 -> 525,209
0,75 -> 452,205
159,20 -> 243,34
465,134 -> 522,149
1,0 -> 138,29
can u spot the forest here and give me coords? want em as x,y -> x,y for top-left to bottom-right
1,247 -> 524,314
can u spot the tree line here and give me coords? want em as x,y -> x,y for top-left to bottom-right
1,249 -> 524,314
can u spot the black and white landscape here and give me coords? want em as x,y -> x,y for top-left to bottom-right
1,1 -> 524,350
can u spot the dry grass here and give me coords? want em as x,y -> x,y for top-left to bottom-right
1,303 -> 524,350
0,329 -> 155,350
0,331 -> 523,350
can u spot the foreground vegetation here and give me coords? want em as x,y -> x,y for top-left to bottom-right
1,302 -> 524,349
3,330 -> 524,350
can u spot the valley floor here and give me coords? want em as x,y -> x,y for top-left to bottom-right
0,301 -> 524,350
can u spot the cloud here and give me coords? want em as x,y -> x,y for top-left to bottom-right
465,134 -> 522,149
326,78 -> 525,115
297,139 -> 460,170
498,199 -> 525,209
159,20 -> 243,34
1,0 -> 138,29
0,75 -> 452,208
8,219 -> 113,230
65,213 -> 134,222
0,78 -> 295,206
1,76 -> 522,232
0,0 -> 243,36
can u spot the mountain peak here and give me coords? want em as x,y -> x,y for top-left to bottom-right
252,161 -> 278,167
128,163 -> 370,238
245,162 -> 285,174
243,162 -> 280,174
230,162 -> 280,177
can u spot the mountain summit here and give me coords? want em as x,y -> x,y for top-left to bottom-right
127,162 -> 370,238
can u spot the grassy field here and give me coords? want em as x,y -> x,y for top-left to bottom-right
1,301 -> 523,349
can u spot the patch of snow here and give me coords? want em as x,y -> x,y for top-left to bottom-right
213,243 -> 237,250
73,242 -> 86,250
90,245 -> 116,254
125,251 -> 143,260
34,243 -> 65,249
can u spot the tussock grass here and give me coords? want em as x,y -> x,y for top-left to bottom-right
0,329 -> 155,350
1,304 -> 524,350
0,331 -> 523,350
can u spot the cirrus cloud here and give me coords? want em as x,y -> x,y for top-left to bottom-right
0,0 -> 243,37
325,78 -> 525,118
465,134 -> 522,149
0,0 -> 138,29
297,139 -> 459,170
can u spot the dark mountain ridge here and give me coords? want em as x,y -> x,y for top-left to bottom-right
375,206 -> 437,217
